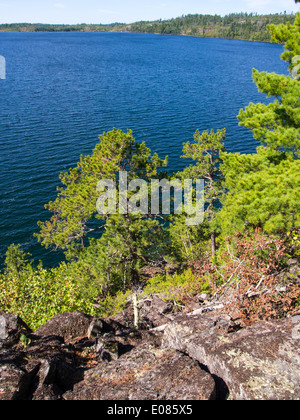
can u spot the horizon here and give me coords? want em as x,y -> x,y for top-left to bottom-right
0,0 -> 298,25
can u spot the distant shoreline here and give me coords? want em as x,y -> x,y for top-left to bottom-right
0,30 -> 276,44
0,12 -> 296,43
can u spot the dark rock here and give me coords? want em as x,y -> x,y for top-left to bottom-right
63,344 -> 216,400
95,337 -> 122,362
0,312 -> 32,348
0,328 -> 82,400
87,318 -> 126,340
87,318 -> 106,340
0,362 -> 39,400
2,309 -> 300,400
35,312 -> 92,342
139,295 -> 174,328
32,384 -> 61,401
0,312 -> 166,400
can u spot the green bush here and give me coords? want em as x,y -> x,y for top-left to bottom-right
0,245 -> 97,330
144,269 -> 211,305
99,290 -> 133,318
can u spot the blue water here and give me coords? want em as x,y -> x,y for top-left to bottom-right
0,32 -> 288,268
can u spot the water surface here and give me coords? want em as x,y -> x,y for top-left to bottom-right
0,32 -> 288,267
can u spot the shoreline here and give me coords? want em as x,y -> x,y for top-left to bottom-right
0,29 -> 275,44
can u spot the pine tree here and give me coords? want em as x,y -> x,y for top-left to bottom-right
36,128 -> 167,259
238,13 -> 300,156
179,128 -> 226,255
218,13 -> 300,236
218,148 -> 300,235
36,129 -> 168,297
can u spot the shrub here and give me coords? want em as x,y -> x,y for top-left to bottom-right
144,269 -> 211,306
0,245 -> 97,330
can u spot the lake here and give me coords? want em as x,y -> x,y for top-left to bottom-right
0,32 -> 289,267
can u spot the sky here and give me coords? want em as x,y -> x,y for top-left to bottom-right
0,0 -> 299,25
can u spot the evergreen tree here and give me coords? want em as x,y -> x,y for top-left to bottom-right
218,148 -> 300,235
36,128 -> 168,296
218,13 -> 300,237
179,128 -> 226,255
238,13 -> 300,156
36,128 -> 167,258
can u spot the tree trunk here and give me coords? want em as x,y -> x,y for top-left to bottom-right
211,231 -> 216,256
133,293 -> 139,330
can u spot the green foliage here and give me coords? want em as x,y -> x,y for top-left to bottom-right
238,71 -> 300,155
218,149 -> 300,236
287,230 -> 300,257
99,290 -> 133,318
36,128 -> 167,260
180,129 -> 225,204
0,246 -> 97,330
4,244 -> 34,279
36,128 -> 168,306
167,215 -> 210,262
238,13 -> 300,156
65,213 -> 168,298
220,13 -> 300,237
19,334 -> 31,349
179,128 -> 226,254
128,12 -> 294,42
268,12 -> 300,72
144,269 -> 211,305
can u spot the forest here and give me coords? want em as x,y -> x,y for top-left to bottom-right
0,13 -> 299,331
0,12 -> 297,42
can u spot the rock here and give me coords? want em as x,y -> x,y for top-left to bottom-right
87,318 -> 127,340
96,336 -> 123,362
0,312 -> 166,400
287,258 -> 299,266
35,312 -> 92,342
162,312 -> 300,400
0,363 -> 39,400
139,295 -> 174,328
63,344 -> 216,400
0,329 -> 82,400
197,293 -> 211,303
2,309 -> 300,400
87,318 -> 106,340
0,312 -> 32,348
111,294 -> 174,329
32,384 -> 61,401
277,258 -> 300,284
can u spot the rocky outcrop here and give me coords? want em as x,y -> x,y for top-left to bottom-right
162,312 -> 300,400
63,344 -> 216,400
1,308 -> 300,400
0,311 -> 213,400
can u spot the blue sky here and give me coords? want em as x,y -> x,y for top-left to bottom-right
0,0 -> 298,24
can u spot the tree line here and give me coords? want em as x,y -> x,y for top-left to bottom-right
0,13 -> 296,42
